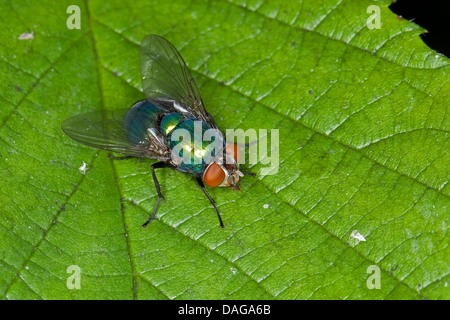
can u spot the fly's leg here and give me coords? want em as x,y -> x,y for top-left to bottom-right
142,162 -> 171,228
195,176 -> 225,228
240,171 -> 256,176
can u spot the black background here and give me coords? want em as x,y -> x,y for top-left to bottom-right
390,0 -> 450,57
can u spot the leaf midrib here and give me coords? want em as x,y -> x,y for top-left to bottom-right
4,0 -> 440,299
84,0 -> 278,300
85,6 -> 429,298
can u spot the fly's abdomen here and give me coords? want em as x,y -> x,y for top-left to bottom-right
123,100 -> 167,144
160,112 -> 183,135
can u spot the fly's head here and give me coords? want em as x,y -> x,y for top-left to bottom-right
203,143 -> 243,190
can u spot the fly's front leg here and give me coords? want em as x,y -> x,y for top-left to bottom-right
142,162 -> 171,228
195,176 -> 225,228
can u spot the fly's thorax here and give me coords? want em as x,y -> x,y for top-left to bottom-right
166,117 -> 224,173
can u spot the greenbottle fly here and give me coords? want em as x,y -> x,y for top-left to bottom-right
62,34 -> 253,228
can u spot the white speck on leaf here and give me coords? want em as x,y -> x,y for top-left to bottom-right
350,230 -> 366,242
230,267 -> 237,275
79,162 -> 87,175
19,32 -> 34,40
263,204 -> 269,209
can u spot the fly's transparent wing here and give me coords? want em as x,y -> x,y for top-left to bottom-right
61,109 -> 171,161
140,34 -> 218,129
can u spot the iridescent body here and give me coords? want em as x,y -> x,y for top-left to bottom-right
62,34 -> 252,228
124,100 -> 222,174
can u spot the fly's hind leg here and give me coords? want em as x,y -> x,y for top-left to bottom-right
142,162 -> 172,228
195,176 -> 225,228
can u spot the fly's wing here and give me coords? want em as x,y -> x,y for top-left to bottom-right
61,109 -> 171,161
140,34 -> 218,129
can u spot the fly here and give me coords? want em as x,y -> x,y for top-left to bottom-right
61,34 -> 254,228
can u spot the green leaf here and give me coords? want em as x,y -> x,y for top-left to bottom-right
0,0 -> 448,300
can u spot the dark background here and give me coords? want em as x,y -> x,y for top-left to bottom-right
390,0 -> 450,57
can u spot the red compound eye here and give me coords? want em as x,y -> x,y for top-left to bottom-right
225,143 -> 240,163
204,163 -> 226,188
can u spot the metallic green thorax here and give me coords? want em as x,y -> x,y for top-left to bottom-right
165,115 -> 219,173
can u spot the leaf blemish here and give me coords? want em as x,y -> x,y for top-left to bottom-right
350,230 -> 366,242
18,32 -> 34,40
79,161 -> 87,175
